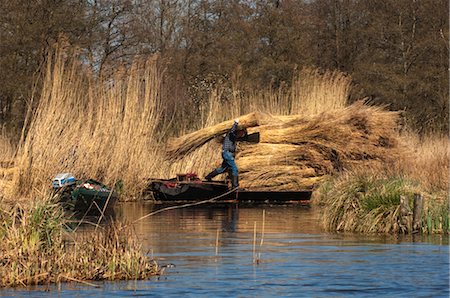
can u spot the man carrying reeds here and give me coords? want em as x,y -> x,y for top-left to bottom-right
205,119 -> 245,189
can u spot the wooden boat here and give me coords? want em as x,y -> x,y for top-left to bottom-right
147,173 -> 231,201
57,179 -> 117,214
146,173 -> 312,203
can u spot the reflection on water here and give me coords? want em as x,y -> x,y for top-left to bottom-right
116,202 -> 326,251
2,202 -> 449,297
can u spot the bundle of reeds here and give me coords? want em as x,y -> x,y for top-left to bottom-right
166,111 -> 273,159
236,101 -> 402,190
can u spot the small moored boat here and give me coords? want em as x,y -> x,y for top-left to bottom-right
52,173 -> 117,214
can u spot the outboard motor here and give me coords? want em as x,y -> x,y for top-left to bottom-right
52,173 -> 76,189
52,173 -> 77,207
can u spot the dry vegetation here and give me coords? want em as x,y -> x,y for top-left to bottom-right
0,132 -> 14,163
398,133 -> 449,193
4,51 -> 447,201
241,102 -> 402,190
0,133 -> 16,199
11,48 -> 166,200
317,167 -> 449,234
166,112 -> 265,158
0,197 -> 157,287
317,134 -> 449,234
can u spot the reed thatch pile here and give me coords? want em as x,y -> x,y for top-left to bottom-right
166,111 -> 272,158
167,101 -> 402,191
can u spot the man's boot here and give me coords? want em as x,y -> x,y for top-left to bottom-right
205,169 -> 219,181
231,175 -> 239,189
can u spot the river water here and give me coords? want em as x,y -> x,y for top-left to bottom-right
2,202 -> 449,297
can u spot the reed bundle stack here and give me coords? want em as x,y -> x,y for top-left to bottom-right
166,112 -> 272,158
167,101 -> 402,191
239,102 -> 401,190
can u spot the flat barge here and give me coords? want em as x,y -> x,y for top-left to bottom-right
146,173 -> 311,204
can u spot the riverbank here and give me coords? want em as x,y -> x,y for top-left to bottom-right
314,133 -> 449,235
316,172 -> 448,234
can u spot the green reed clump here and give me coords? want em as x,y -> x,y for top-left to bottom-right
0,197 -> 157,287
360,178 -> 408,212
423,198 -> 450,234
317,172 -> 419,234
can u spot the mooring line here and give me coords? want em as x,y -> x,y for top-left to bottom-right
131,187 -> 238,225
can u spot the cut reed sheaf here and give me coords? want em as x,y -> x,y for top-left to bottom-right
165,111 -> 270,159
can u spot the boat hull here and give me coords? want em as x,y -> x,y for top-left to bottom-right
149,180 -> 231,201
58,179 -> 117,215
147,179 -> 311,203
73,188 -> 117,214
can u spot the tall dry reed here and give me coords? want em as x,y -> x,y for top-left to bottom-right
0,132 -> 15,164
290,67 -> 350,115
0,130 -> 17,198
12,47 -> 165,199
398,133 -> 449,193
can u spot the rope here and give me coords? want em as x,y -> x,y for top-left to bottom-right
131,187 -> 238,225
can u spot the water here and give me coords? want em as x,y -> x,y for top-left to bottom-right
2,202 -> 449,297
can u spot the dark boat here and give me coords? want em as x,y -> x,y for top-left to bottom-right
53,174 -> 117,214
70,179 -> 117,214
147,173 -> 232,201
146,173 -> 312,203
